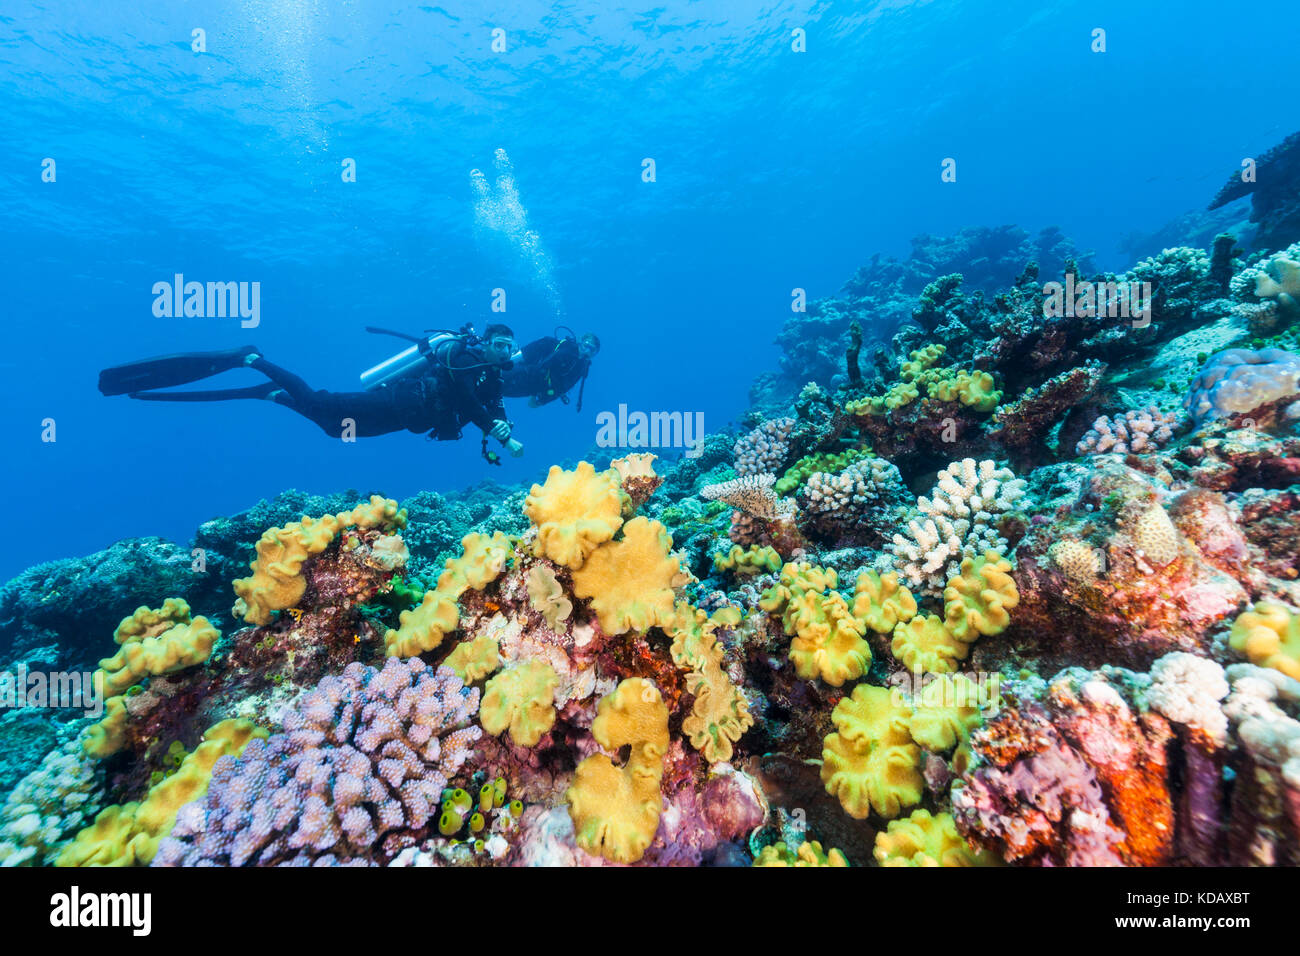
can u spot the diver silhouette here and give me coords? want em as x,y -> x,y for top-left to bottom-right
502,328 -> 599,410
97,324 -> 526,461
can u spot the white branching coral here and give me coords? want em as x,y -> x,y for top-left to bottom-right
733,417 -> 795,476
0,739 -> 103,866
884,458 -> 1027,593
799,457 -> 907,517
701,474 -> 795,521
1146,652 -> 1230,747
1076,407 -> 1180,456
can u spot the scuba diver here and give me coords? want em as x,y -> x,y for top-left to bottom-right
97,324 -> 525,461
502,328 -> 599,410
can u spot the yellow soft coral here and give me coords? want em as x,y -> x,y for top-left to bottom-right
524,462 -> 626,569
753,840 -> 849,867
943,550 -> 1019,642
480,660 -> 559,746
60,719 -> 266,866
905,674 -> 986,753
567,678 -> 669,863
874,809 -> 997,867
713,544 -> 782,576
663,601 -> 726,672
571,517 -> 681,634
682,659 -> 753,764
383,589 -> 459,657
444,633 -> 501,684
1230,603 -> 1300,679
930,369 -> 1002,412
233,496 -> 405,625
439,531 -> 513,596
890,614 -> 967,674
852,570 -> 918,634
785,589 -> 871,687
96,600 -> 218,698
82,697 -> 129,760
526,564 -> 573,631
761,563 -> 872,686
821,685 -> 923,820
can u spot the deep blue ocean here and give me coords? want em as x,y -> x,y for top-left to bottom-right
1,0 -> 1295,579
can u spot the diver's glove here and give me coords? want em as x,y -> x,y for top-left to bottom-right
506,438 -> 524,458
489,419 -> 512,441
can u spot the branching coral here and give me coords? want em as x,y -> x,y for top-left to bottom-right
885,458 -> 1026,593
154,659 -> 482,866
733,417 -> 795,476
701,473 -> 795,521
524,462 -> 626,569
1076,407 -> 1181,456
566,678 -> 669,864
0,740 -> 102,866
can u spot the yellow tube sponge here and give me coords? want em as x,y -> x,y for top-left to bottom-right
874,809 -> 998,867
852,570 -> 918,634
480,660 -> 559,746
383,589 -> 460,657
905,674 -> 985,752
571,517 -> 681,634
524,462 -> 626,569
942,550 -> 1019,643
1229,603 -> 1300,679
753,840 -> 849,867
60,719 -> 266,866
682,659 -> 753,764
526,564 -> 573,631
821,685 -> 923,820
444,634 -> 501,684
890,614 -> 967,674
567,678 -> 669,863
713,544 -> 782,576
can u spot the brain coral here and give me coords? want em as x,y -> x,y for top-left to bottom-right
571,517 -> 681,634
1184,348 -> 1300,424
821,685 -> 923,819
524,462 -> 626,569
153,659 -> 482,866
566,678 -> 669,864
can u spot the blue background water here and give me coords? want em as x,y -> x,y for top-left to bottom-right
0,0 -> 1295,579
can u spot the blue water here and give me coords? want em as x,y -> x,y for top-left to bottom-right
1,0 -> 1295,579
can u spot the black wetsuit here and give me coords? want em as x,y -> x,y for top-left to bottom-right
257,342 -> 508,440
503,336 -> 590,406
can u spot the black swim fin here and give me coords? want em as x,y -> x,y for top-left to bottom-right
97,346 -> 261,396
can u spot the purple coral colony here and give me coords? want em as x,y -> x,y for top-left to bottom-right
6,139 -> 1300,873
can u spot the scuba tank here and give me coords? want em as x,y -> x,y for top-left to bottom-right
359,325 -> 475,391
